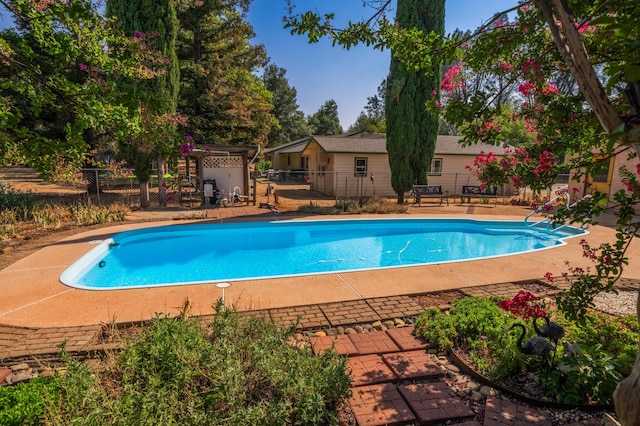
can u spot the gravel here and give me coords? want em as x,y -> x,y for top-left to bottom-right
593,290 -> 639,316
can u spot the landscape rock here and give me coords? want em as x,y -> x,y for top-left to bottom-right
471,390 -> 484,403
10,372 -> 32,384
10,363 -> 30,372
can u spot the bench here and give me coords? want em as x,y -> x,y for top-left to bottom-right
412,185 -> 449,206
460,185 -> 498,205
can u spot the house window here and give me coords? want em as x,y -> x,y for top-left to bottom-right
354,157 -> 368,176
428,158 -> 443,176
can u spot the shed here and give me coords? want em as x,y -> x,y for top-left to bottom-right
179,145 -> 260,207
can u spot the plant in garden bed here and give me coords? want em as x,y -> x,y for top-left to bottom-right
0,376 -> 56,426
415,295 -> 638,405
44,302 -> 351,425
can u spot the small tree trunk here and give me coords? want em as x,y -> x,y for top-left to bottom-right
157,153 -> 167,207
139,181 -> 150,209
613,278 -> 640,425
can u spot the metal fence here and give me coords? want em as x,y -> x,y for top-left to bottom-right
266,170 -> 518,200
0,167 -> 165,207
1,166 -> 571,209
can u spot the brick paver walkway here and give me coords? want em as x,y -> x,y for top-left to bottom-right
322,327 -> 554,426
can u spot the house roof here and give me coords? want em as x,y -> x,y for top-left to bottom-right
305,133 -> 508,156
310,133 -> 387,154
434,135 -> 508,155
263,137 -> 311,155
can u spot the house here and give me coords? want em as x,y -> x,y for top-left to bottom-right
298,133 -> 511,198
567,145 -> 639,200
263,137 -> 311,172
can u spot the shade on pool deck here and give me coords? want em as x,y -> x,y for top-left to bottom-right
1,207 -> 639,328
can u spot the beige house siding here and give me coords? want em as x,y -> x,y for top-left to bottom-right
611,150 -> 638,194
306,141 -> 336,196
332,153 -> 395,197
426,155 -> 483,192
567,146 -> 640,198
271,152 -> 305,171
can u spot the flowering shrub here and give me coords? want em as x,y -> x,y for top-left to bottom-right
466,151 -> 515,188
440,64 -> 465,94
498,291 -> 547,319
178,138 -> 194,156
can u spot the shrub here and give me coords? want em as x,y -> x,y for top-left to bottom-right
539,344 -> 622,404
0,183 -> 33,216
0,376 -> 56,426
31,202 -> 68,229
47,304 -> 350,425
416,298 -> 525,379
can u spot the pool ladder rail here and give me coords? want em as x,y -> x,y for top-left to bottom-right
524,189 -> 591,233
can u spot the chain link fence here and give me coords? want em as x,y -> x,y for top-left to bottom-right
0,167 -> 167,207
1,165 -> 570,209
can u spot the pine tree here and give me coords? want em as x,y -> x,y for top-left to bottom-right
308,100 -> 343,135
262,64 -> 312,146
177,1 -> 275,146
385,0 -> 445,203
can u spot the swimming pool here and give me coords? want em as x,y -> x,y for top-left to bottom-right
60,218 -> 587,290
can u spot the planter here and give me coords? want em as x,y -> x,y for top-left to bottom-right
448,348 -> 614,412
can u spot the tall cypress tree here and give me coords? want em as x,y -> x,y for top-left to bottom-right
385,0 -> 445,203
106,0 -> 179,114
106,0 -> 180,207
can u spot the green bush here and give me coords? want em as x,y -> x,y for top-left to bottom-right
255,159 -> 272,171
0,183 -> 33,219
415,296 -> 638,404
47,304 -> 351,425
0,376 -> 56,426
539,344 -> 622,404
416,297 -> 527,379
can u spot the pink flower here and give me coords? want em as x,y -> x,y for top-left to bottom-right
521,60 -> 541,74
179,143 -> 194,156
518,81 -> 536,97
541,83 -> 558,95
440,65 -> 465,93
499,61 -> 514,73
78,63 -> 87,71
134,30 -> 143,38
544,272 -> 554,282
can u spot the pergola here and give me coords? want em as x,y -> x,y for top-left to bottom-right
180,144 -> 260,207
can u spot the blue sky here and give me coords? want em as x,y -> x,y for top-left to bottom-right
248,0 -> 519,129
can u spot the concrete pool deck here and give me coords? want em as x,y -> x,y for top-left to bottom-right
2,204 -> 639,329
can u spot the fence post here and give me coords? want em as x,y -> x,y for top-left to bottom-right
251,174 -> 257,206
95,169 -> 100,204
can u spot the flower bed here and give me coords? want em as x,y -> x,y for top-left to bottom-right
414,294 -> 639,406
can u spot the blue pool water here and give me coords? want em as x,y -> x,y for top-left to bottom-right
60,218 -> 587,290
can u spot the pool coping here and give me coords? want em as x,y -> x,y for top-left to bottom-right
1,210 -> 639,328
